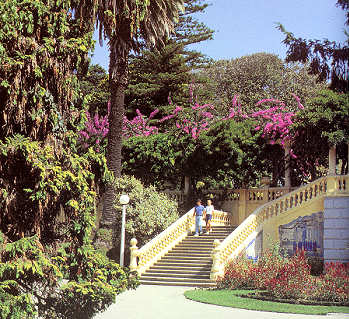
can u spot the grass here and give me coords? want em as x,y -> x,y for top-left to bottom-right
184,289 -> 349,315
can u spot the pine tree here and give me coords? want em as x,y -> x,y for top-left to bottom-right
125,0 -> 214,116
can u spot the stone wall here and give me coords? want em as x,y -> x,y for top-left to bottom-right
324,196 -> 349,263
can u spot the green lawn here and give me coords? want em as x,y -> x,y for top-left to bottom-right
184,289 -> 349,315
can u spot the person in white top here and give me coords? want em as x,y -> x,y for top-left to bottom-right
204,199 -> 214,234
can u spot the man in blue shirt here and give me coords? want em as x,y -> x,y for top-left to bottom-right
193,199 -> 204,236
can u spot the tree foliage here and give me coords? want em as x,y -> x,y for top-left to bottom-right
0,0 -> 92,141
200,53 -> 326,114
0,0 -> 139,317
77,0 -> 184,232
0,130 -> 138,318
276,1 -> 349,92
291,90 -> 349,182
80,64 -> 110,115
125,0 -> 214,116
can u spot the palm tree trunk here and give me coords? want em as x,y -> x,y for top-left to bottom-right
99,38 -> 129,259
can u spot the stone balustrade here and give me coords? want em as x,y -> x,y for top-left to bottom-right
210,175 -> 349,280
129,209 -> 231,275
164,186 -> 296,225
211,210 -> 232,226
163,190 -> 186,203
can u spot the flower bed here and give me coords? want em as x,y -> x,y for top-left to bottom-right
217,250 -> 349,305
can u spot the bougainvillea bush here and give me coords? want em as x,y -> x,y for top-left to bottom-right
218,251 -> 349,304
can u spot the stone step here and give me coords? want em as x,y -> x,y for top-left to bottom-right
138,225 -> 235,287
161,256 -> 212,261
140,280 -> 215,287
154,261 -> 212,267
185,236 -> 229,240
171,247 -> 213,252
185,234 -> 229,238
195,235 -> 228,238
179,240 -> 214,245
210,227 -> 234,230
167,253 -> 211,258
146,269 -> 211,275
188,231 -> 231,235
178,242 -> 217,247
142,273 -> 210,279
140,276 -> 213,284
181,239 -> 217,243
175,246 -> 213,250
166,252 -> 211,257
188,232 -> 229,236
149,265 -> 211,271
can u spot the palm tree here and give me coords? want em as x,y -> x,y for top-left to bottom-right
75,0 -> 184,256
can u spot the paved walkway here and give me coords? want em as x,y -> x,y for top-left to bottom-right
94,285 -> 349,319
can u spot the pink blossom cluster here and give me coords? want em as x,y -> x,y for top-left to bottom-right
220,94 -> 304,156
79,103 -> 110,152
250,95 -> 304,155
158,85 -> 216,139
172,102 -> 216,139
223,95 -> 247,120
122,109 -> 159,138
79,91 -> 305,153
251,101 -> 295,145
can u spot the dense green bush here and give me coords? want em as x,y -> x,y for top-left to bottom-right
96,176 -> 179,260
0,134 -> 138,319
0,234 -> 138,319
0,0 -> 139,317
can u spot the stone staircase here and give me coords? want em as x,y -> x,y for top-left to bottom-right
140,226 -> 234,287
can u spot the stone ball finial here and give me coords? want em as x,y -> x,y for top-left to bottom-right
130,238 -> 137,247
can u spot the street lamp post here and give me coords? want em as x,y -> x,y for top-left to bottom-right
119,194 -> 130,267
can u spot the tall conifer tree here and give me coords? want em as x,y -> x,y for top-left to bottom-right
125,0 -> 214,116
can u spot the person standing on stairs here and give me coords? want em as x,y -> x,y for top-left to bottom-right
204,199 -> 214,234
193,199 -> 204,236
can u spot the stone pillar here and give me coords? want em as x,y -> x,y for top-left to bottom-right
328,146 -> 336,175
238,189 -> 247,224
324,197 -> 349,263
184,176 -> 190,196
210,239 -> 222,280
284,142 -> 291,187
129,238 -> 139,272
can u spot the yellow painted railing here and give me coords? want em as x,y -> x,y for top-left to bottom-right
210,175 -> 349,280
129,208 -> 231,275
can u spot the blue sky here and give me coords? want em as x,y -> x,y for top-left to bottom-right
91,0 -> 347,70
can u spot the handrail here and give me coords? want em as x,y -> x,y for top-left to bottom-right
210,175 -> 349,280
129,208 -> 232,275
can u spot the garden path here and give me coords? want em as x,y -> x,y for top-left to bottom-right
93,285 -> 348,319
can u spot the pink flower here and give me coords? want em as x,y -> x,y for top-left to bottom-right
291,93 -> 305,109
149,109 -> 159,119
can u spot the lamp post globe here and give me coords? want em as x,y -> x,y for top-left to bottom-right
119,194 -> 130,205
